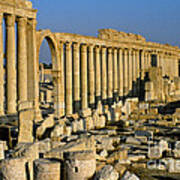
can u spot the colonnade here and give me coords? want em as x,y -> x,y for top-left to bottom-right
0,13 -> 38,116
58,42 -> 155,116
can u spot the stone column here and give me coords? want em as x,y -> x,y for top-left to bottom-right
59,42 -> 65,116
148,53 -> 151,68
132,50 -> 136,96
123,49 -> 128,96
88,45 -> 95,108
101,47 -> 107,104
52,70 -> 61,119
136,50 -> 140,96
128,49 -> 133,95
17,17 -> 28,104
141,50 -> 145,80
157,53 -> 161,67
65,42 -> 73,115
95,46 -> 101,104
118,49 -> 123,98
107,48 -> 113,104
27,18 -> 41,121
113,48 -> 118,101
73,43 -> 80,112
5,15 -> 17,114
144,51 -> 147,70
0,13 -> 4,115
39,63 -> 44,83
81,44 -> 88,110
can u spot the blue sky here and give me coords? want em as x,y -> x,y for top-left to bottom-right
30,0 -> 180,63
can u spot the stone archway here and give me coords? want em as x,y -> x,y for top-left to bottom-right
36,30 -> 62,118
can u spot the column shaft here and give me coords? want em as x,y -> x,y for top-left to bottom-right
118,49 -> 123,98
27,18 -> 41,122
59,42 -> 65,116
141,50 -> 145,80
123,49 -> 128,96
95,46 -> 101,104
113,48 -> 118,101
5,15 -> 17,114
17,17 -> 28,103
88,45 -> 95,108
65,42 -> 72,115
128,50 -> 133,94
0,13 -> 4,115
101,47 -> 107,103
136,50 -> 140,96
81,45 -> 88,109
132,50 -> 136,96
107,48 -> 113,104
73,43 -> 80,112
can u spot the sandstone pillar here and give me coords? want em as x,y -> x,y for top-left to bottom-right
5,15 -> 17,114
17,17 -> 28,104
144,51 -> 147,70
148,53 -> 151,68
52,70 -> 62,119
0,13 -> 4,115
39,63 -> 44,83
136,50 -> 140,96
128,49 -> 133,95
88,45 -> 95,108
101,47 -> 107,104
65,42 -> 72,115
118,49 -> 123,98
123,49 -> 128,96
73,43 -> 80,112
59,42 -> 65,116
81,44 -> 88,110
113,48 -> 118,101
27,19 -> 41,121
132,50 -> 136,96
141,50 -> 145,80
107,48 -> 113,104
95,46 -> 101,104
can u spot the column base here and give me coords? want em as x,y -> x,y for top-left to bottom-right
107,97 -> 113,106
95,96 -> 101,107
73,100 -> 81,113
113,92 -> 119,103
89,103 -> 95,109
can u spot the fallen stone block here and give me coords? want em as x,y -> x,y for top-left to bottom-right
121,171 -> 140,180
94,165 -> 119,180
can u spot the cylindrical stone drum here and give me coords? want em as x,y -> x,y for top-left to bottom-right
0,158 -> 26,180
34,159 -> 61,180
64,151 -> 96,180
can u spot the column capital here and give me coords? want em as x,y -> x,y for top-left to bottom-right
28,18 -> 37,30
88,44 -> 94,52
73,42 -> 80,49
65,42 -> 72,50
81,44 -> 87,52
5,14 -> 15,27
108,47 -> 112,53
123,49 -> 128,55
113,48 -> 117,53
101,46 -> 106,54
95,46 -> 100,53
17,17 -> 27,27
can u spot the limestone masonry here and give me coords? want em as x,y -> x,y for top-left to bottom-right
0,0 -> 180,179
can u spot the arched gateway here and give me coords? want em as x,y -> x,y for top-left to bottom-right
36,30 -> 64,118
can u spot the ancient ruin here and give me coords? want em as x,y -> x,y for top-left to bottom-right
0,0 -> 180,179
